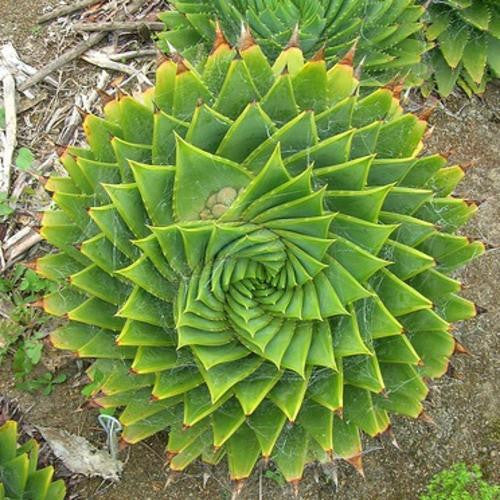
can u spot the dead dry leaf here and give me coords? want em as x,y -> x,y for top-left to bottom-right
37,425 -> 123,481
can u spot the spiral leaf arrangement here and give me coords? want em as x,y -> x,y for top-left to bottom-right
157,0 -> 430,87
424,0 -> 500,96
35,32 -> 483,485
0,420 -> 66,500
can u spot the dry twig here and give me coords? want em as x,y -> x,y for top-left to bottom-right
74,21 -> 164,32
3,232 -> 43,269
19,0 -> 146,92
38,0 -> 105,24
1,44 -> 58,90
58,71 -> 110,145
107,48 -> 157,61
0,68 -> 17,195
81,50 -> 152,85
18,33 -> 107,92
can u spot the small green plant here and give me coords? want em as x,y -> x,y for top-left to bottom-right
264,468 -> 286,487
0,321 -> 23,361
30,25 -> 42,35
0,106 -> 5,129
11,330 -> 44,379
0,193 -> 13,216
0,265 -> 62,392
16,372 -> 67,396
0,267 -> 56,360
420,463 -> 500,500
15,147 -> 35,171
0,420 -> 66,499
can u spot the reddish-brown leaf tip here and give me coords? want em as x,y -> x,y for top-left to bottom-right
23,259 -> 38,271
239,24 -> 256,51
475,304 -> 488,315
440,148 -> 454,160
286,24 -> 300,49
417,411 -> 436,426
454,340 -> 471,355
96,88 -> 114,106
346,454 -> 364,478
75,106 -> 88,120
119,437 -> 130,450
29,298 -> 45,309
418,105 -> 436,122
212,20 -> 230,52
383,79 -> 404,99
232,479 -> 245,497
339,40 -> 358,66
289,479 -> 301,497
311,45 -> 325,62
156,51 -> 169,67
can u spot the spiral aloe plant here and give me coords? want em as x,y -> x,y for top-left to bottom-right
0,420 -> 66,500
423,0 -> 500,96
157,0 -> 430,87
35,33 -> 483,486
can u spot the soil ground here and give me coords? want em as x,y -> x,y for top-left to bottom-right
1,1 -> 499,499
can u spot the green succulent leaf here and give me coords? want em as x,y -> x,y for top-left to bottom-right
0,421 -> 66,500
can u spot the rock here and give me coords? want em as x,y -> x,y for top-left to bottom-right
199,208 -> 212,220
211,203 -> 227,218
206,194 -> 218,208
216,187 -> 237,206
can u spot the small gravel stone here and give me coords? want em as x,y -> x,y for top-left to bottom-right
216,187 -> 237,206
206,194 -> 218,208
211,203 -> 227,217
199,209 -> 212,220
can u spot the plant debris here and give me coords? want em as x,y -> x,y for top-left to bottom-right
38,425 -> 124,481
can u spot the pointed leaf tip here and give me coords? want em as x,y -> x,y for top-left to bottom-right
76,106 -> 88,120
286,24 -> 300,49
453,340 -> 471,355
96,88 -> 113,106
23,259 -> 38,271
417,411 -> 436,426
232,479 -> 245,497
311,46 -> 325,62
166,45 -> 189,74
339,40 -> 358,66
383,79 -> 405,99
212,20 -> 230,52
156,50 -> 169,67
290,479 -> 300,497
418,105 -> 437,122
346,454 -> 364,477
29,298 -> 45,309
176,58 -> 189,75
475,304 -> 487,315
239,23 -> 256,51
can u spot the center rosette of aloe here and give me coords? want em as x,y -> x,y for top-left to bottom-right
34,28 -> 483,486
169,152 -> 341,374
